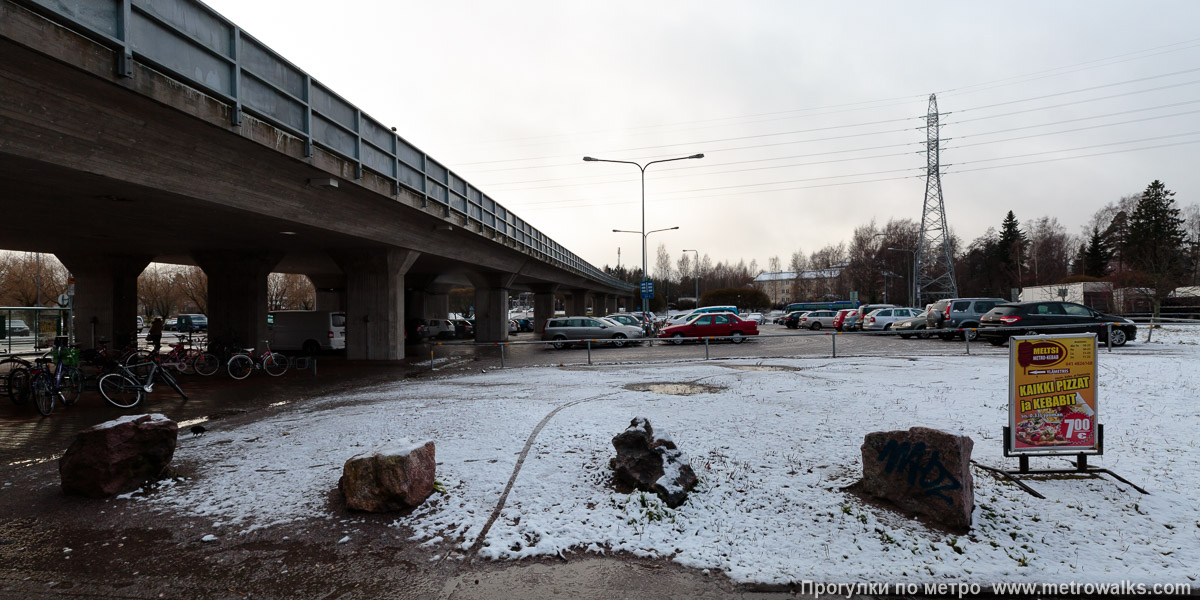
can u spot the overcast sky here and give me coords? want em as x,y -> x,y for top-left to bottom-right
202,0 -> 1200,273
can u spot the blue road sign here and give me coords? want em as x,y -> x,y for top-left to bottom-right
640,280 -> 654,299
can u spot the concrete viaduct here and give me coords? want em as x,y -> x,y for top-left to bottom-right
0,0 -> 635,359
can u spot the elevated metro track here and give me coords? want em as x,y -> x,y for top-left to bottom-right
0,0 -> 633,357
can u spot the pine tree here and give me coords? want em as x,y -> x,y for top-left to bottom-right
995,211 -> 1027,291
1124,180 -> 1187,335
1072,244 -> 1088,276
1083,226 -> 1112,278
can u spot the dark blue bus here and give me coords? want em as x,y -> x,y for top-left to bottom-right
784,300 -> 859,313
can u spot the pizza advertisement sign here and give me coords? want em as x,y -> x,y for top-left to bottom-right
1008,333 -> 1098,455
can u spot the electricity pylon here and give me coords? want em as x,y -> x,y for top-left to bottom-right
914,93 -> 958,308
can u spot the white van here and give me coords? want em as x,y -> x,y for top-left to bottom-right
267,310 -> 346,354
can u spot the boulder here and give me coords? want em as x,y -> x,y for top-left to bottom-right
339,441 -> 436,512
610,418 -> 698,508
851,427 -> 974,531
59,414 -> 178,498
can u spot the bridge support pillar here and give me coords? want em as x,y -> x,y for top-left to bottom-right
606,295 -> 618,315
308,275 -> 346,311
331,248 -> 420,360
194,251 -> 283,354
55,253 -> 152,350
568,289 -> 590,317
531,284 -> 559,334
468,273 -> 518,343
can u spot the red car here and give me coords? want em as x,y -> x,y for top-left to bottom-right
832,308 -> 856,331
658,313 -> 759,344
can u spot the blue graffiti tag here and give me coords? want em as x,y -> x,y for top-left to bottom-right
876,439 -> 961,504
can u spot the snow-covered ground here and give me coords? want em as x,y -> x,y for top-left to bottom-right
138,327 -> 1200,585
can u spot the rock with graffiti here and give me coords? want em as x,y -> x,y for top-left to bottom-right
850,427 -> 974,531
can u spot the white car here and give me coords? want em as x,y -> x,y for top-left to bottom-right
745,312 -> 765,324
798,310 -> 839,330
863,307 -> 924,331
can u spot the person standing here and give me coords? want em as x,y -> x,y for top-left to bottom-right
147,317 -> 164,355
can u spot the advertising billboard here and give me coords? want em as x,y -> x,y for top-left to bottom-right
1008,333 -> 1098,455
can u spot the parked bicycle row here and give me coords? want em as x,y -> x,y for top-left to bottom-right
1,336 -> 296,415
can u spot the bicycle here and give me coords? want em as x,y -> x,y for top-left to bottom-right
98,354 -> 188,409
1,354 -> 34,405
168,333 -> 219,376
226,341 -> 288,380
27,340 -> 84,416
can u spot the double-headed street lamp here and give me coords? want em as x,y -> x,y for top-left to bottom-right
584,153 -> 704,315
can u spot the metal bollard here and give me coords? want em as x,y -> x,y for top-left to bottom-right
964,329 -> 971,355
500,342 -> 505,368
831,332 -> 837,358
430,344 -> 435,371
704,337 -> 710,360
1106,322 -> 1112,352
586,339 -> 592,365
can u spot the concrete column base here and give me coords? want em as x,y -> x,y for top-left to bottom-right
55,253 -> 152,350
568,289 -> 589,317
194,251 -> 283,353
309,274 -> 346,312
467,273 -> 517,343
331,248 -> 420,360
532,286 -> 558,335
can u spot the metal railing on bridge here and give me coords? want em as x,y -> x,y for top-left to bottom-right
13,0 -> 632,292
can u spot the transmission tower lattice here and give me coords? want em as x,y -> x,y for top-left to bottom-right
914,93 -> 958,308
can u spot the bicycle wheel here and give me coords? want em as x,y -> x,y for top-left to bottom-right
0,358 -> 29,398
263,353 -> 289,377
31,371 -> 55,416
60,367 -> 84,406
99,373 -> 143,409
192,352 -> 220,377
227,354 -> 253,380
157,369 -> 188,399
6,365 -> 31,405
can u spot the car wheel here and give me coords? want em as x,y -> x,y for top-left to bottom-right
730,331 -> 745,344
810,322 -> 822,330
671,333 -> 684,345
552,336 -> 568,350
611,334 -> 627,348
963,328 -> 978,342
1108,328 -> 1128,347
916,328 -> 931,340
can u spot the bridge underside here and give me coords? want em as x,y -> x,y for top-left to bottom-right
0,3 -> 632,358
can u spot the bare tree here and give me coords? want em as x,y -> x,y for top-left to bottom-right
267,273 -> 316,310
1025,216 -> 1073,286
0,252 -> 67,306
175,266 -> 208,314
138,264 -> 178,318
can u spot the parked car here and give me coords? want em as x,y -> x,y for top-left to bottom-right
892,310 -> 932,339
798,310 -> 840,330
978,301 -> 1137,346
782,311 -> 807,329
4,319 -> 31,337
658,312 -> 759,344
541,316 -> 644,348
136,316 -> 145,333
406,318 -> 454,341
509,319 -> 520,335
862,307 -> 924,331
268,310 -> 347,353
926,297 -> 1006,341
745,312 -> 765,324
606,314 -> 645,329
845,304 -> 897,331
451,318 -> 475,339
517,318 -> 535,332
175,313 -> 208,333
164,317 -> 178,331
832,309 -> 856,331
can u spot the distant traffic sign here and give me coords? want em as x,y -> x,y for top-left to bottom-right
640,280 -> 654,299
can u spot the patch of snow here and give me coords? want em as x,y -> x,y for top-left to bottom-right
92,413 -> 173,430
132,327 -> 1200,585
200,534 -> 217,543
337,536 -> 351,544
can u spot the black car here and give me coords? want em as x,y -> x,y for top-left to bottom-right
451,318 -> 475,339
783,311 -> 805,329
978,301 -> 1136,346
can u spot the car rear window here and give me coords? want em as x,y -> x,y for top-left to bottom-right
988,306 -> 1018,316
951,301 -> 971,312
548,319 -> 566,328
973,301 -> 1001,312
332,314 -> 346,327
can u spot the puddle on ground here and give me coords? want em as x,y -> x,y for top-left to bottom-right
624,382 -> 726,396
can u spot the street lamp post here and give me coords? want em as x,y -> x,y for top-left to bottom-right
584,153 -> 704,316
613,226 -> 679,313
682,249 -> 699,308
